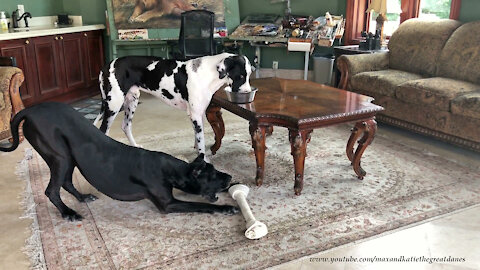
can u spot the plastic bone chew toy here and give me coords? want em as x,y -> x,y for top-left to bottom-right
228,184 -> 268,239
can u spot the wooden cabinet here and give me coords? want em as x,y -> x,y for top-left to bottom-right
32,35 -> 65,99
0,30 -> 104,106
59,32 -> 87,91
0,38 -> 37,105
84,31 -> 104,87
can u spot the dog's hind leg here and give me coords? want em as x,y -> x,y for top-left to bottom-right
122,87 -> 141,147
24,122 -> 83,221
99,87 -> 124,135
62,167 -> 98,203
100,59 -> 125,135
99,108 -> 121,135
44,159 -> 83,221
94,70 -> 106,126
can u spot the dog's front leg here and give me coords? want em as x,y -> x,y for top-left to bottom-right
129,3 -> 145,23
165,199 -> 239,215
190,114 -> 209,162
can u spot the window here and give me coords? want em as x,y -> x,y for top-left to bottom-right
368,0 -> 402,37
419,0 -> 452,20
344,0 -> 462,45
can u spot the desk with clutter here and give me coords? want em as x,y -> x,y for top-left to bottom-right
229,13 -> 344,80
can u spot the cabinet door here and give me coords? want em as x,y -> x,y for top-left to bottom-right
32,35 -> 64,99
84,30 -> 104,87
0,38 -> 38,106
60,32 -> 87,91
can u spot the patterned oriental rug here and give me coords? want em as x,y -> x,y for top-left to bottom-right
18,122 -> 480,269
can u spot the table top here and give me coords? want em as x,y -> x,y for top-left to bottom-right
212,78 -> 384,129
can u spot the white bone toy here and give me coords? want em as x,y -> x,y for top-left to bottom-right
228,184 -> 268,240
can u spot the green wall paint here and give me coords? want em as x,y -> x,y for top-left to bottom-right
64,0 -> 106,24
458,0 -> 480,22
0,0 -> 62,18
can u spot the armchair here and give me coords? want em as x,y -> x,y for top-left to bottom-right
0,57 -> 25,142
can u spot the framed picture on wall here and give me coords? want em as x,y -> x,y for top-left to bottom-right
111,0 -> 226,29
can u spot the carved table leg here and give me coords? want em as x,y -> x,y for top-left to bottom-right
206,105 -> 225,155
249,123 -> 268,186
289,129 -> 312,195
346,119 -> 377,179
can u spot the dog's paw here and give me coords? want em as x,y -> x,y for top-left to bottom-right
221,205 -> 240,215
62,210 -> 83,222
132,16 -> 147,23
80,194 -> 98,203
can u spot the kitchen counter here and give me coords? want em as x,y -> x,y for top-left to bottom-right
0,24 -> 105,41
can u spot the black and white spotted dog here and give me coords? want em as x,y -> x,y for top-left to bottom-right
94,53 -> 253,160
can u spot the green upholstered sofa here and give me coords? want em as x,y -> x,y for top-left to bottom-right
337,19 -> 480,152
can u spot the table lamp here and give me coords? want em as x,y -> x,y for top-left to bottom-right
366,0 -> 387,47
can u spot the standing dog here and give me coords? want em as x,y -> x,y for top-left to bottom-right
1,102 -> 239,221
94,53 -> 253,160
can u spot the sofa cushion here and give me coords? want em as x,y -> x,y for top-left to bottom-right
351,69 -> 423,97
437,21 -> 480,85
395,77 -> 479,111
451,92 -> 480,120
388,19 -> 461,77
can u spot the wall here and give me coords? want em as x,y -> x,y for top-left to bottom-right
239,0 -> 346,70
458,0 -> 480,22
63,1 -> 107,25
0,0 -> 62,18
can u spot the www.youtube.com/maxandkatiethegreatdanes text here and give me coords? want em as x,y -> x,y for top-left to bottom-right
309,255 -> 466,264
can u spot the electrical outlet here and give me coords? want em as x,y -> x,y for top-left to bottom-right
272,61 -> 279,70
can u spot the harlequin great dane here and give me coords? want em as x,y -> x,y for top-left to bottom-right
1,102 -> 239,221
94,53 -> 253,161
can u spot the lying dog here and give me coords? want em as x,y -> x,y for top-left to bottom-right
1,102 -> 239,221
94,53 -> 253,161
129,0 -> 195,23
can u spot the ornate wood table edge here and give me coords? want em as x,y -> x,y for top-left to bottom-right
206,79 -> 384,195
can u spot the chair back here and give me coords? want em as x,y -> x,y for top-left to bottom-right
178,10 -> 216,59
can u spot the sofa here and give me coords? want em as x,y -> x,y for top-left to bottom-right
337,19 -> 480,152
0,57 -> 24,141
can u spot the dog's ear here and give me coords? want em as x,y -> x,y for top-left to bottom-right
193,153 -> 205,163
243,55 -> 255,71
216,60 -> 227,79
191,154 -> 207,178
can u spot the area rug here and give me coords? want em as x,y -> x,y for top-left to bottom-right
19,122 -> 480,269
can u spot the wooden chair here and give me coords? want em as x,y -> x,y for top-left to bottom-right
0,56 -> 25,142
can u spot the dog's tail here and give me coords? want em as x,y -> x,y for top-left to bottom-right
0,108 -> 29,152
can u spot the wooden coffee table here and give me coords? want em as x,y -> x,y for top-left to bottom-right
206,78 -> 384,195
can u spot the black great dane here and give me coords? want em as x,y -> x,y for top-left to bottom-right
94,53 -> 254,162
1,103 -> 239,221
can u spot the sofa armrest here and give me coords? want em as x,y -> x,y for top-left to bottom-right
0,66 -> 25,141
337,52 -> 390,90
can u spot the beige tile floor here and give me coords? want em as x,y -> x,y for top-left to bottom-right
1,93 -> 479,270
